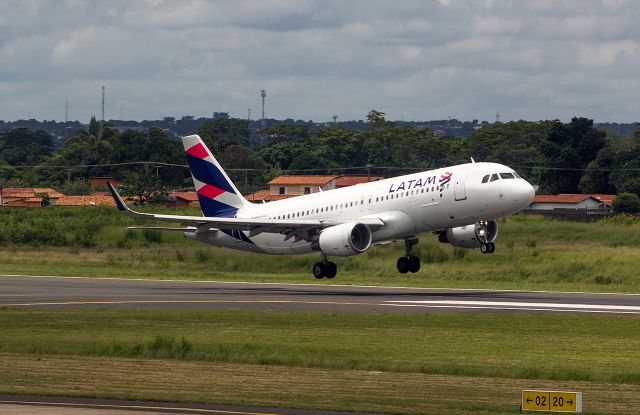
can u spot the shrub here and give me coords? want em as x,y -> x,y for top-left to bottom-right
612,193 -> 640,214
143,229 -> 163,243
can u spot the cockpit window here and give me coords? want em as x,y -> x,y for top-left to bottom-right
490,173 -> 500,182
481,174 -> 490,183
499,172 -> 515,179
513,171 -> 522,179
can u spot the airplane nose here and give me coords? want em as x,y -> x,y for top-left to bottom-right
514,181 -> 535,209
523,181 -> 535,204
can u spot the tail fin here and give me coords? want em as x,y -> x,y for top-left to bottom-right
182,134 -> 250,217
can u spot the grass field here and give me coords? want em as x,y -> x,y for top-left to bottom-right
1,309 -> 639,414
1,207 -> 640,292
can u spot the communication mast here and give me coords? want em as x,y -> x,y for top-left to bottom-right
261,89 -> 266,138
64,102 -> 69,140
101,86 -> 105,121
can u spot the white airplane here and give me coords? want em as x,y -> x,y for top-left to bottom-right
108,134 -> 535,279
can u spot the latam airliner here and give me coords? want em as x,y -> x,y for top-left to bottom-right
108,134 -> 535,279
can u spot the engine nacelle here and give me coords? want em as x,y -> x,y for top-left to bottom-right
318,222 -> 372,257
438,220 -> 498,248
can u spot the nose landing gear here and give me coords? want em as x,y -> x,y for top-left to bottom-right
397,238 -> 421,274
480,242 -> 495,254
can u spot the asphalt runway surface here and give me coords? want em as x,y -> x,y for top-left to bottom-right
0,395 -> 376,415
2,274 -> 640,314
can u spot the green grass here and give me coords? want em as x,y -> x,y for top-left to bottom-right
2,309 -> 639,414
2,207 -> 640,292
1,309 -> 639,384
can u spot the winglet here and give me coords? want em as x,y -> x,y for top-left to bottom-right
107,182 -> 130,212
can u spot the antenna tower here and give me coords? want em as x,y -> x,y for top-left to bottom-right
101,86 -> 105,121
261,89 -> 266,133
64,102 -> 69,140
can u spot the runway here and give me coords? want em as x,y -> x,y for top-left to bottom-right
0,395 -> 376,415
2,274 -> 640,314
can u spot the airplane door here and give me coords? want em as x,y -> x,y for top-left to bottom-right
454,170 -> 468,201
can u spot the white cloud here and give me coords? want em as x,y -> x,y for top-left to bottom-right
0,0 -> 639,123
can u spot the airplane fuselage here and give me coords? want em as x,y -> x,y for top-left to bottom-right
187,162 -> 535,255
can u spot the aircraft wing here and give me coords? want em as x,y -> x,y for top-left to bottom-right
108,183 -> 385,239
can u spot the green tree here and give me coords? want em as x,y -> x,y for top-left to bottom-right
219,145 -> 268,193
261,124 -> 310,146
0,127 -> 53,166
68,116 -> 117,145
258,139 -> 316,170
197,118 -> 251,154
612,193 -> 640,214
118,165 -> 167,205
579,145 -> 616,194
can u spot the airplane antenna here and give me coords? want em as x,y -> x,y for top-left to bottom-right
470,157 -> 476,163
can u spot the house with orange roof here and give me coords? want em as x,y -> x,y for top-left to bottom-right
170,191 -> 200,208
528,194 -> 616,212
268,175 -> 337,197
0,187 -> 64,207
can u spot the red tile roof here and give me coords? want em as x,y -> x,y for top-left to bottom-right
54,195 -> 116,206
2,189 -> 35,198
171,192 -> 199,202
246,189 -> 292,202
4,198 -> 43,206
33,188 -> 64,198
533,194 -> 616,205
2,187 -> 64,198
335,175 -> 384,187
268,175 -> 336,186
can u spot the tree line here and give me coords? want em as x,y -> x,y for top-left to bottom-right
1,111 -> 639,198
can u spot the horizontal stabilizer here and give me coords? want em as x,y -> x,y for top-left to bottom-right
127,226 -> 198,232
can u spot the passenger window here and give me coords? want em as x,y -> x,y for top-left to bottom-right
490,174 -> 500,182
482,174 -> 490,183
500,172 -> 515,179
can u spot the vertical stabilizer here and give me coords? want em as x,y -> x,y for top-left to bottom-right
182,134 -> 250,217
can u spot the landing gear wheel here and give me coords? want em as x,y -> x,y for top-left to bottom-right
480,242 -> 496,254
397,257 -> 410,274
312,262 -> 325,279
408,256 -> 421,273
325,262 -> 337,279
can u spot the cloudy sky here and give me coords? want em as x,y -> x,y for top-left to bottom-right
1,0 -> 639,123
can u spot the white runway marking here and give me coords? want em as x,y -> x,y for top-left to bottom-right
385,300 -> 640,314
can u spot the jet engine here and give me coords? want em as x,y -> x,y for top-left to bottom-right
438,220 -> 498,248
318,222 -> 372,256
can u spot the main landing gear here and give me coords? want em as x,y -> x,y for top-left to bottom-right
312,254 -> 337,279
480,242 -> 495,254
397,238 -> 420,274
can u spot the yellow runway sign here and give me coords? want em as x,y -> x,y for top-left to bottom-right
522,390 -> 582,413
